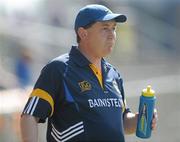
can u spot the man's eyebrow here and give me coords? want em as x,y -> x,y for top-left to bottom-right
101,22 -> 117,27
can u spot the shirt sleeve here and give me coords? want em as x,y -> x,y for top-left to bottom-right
116,73 -> 131,118
22,61 -> 62,123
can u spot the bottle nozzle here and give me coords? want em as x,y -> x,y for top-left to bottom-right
147,85 -> 151,92
142,85 -> 155,97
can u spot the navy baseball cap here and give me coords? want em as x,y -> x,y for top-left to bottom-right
74,4 -> 127,31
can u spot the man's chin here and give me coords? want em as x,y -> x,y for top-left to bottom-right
102,47 -> 113,57
107,46 -> 113,52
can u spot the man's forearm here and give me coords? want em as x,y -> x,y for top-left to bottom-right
123,112 -> 138,135
20,115 -> 39,142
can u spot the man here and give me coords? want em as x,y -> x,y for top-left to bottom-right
20,4 -> 157,142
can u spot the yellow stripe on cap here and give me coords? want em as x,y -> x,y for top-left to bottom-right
30,88 -> 54,116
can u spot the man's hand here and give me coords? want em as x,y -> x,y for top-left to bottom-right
124,108 -> 158,135
151,109 -> 158,130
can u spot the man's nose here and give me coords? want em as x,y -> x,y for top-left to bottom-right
108,29 -> 115,39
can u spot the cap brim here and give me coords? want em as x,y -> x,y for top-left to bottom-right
97,13 -> 127,23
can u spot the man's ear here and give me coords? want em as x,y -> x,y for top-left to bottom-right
77,27 -> 88,41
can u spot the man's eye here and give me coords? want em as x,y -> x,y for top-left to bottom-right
112,27 -> 116,31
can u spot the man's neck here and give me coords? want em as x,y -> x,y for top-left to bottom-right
78,45 -> 101,69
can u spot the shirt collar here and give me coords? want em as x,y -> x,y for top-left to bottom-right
69,46 -> 109,70
69,45 -> 91,67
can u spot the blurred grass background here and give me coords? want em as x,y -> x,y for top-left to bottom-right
0,0 -> 180,141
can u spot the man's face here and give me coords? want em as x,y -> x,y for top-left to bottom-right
85,20 -> 117,57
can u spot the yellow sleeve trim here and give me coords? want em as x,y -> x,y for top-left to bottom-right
30,88 -> 54,116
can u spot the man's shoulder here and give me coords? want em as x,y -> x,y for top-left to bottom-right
51,53 -> 69,64
42,53 -> 70,74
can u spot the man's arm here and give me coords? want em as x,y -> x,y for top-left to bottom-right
20,115 -> 40,142
123,112 -> 138,134
123,109 -> 158,135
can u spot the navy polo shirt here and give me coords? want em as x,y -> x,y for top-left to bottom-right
22,46 -> 130,142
